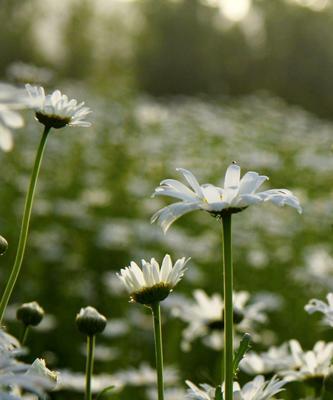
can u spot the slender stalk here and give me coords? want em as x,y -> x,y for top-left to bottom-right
222,214 -> 233,400
21,325 -> 29,346
0,127 -> 50,323
85,335 -> 95,400
151,302 -> 164,400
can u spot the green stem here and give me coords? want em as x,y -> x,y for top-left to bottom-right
151,302 -> 164,400
222,214 -> 233,400
85,335 -> 95,400
0,126 -> 50,324
21,325 -> 29,346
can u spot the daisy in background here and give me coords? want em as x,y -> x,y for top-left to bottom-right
305,293 -> 333,327
170,289 -> 269,351
279,340 -> 333,384
185,375 -> 286,400
239,342 -> 295,376
117,254 -> 189,400
0,84 -> 92,325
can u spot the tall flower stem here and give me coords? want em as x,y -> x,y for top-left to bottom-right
151,302 -> 164,400
85,334 -> 95,400
0,126 -> 50,323
221,213 -> 233,400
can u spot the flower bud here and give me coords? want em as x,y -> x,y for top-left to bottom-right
0,235 -> 8,255
76,306 -> 107,336
16,301 -> 44,326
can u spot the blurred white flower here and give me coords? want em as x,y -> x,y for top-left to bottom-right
7,62 -> 53,85
27,358 -> 58,390
305,293 -> 333,327
0,329 -> 55,399
186,375 -> 286,400
113,363 -> 179,387
117,254 -> 189,304
280,340 -> 333,382
173,289 -> 268,351
0,82 -> 28,151
26,84 -> 91,129
240,343 -> 295,375
293,246 -> 333,289
56,370 -> 122,393
152,163 -> 302,233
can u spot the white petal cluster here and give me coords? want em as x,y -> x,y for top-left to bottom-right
0,329 -> 55,399
173,289 -> 268,351
305,293 -> 333,327
152,164 -> 302,232
186,375 -> 286,400
240,343 -> 296,375
117,255 -> 188,304
26,84 -> 91,129
280,340 -> 333,382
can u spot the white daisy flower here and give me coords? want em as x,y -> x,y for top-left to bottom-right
152,163 -> 302,232
280,340 -> 333,382
305,293 -> 333,327
117,254 -> 189,305
26,84 -> 91,129
186,375 -> 286,400
173,289 -> 268,351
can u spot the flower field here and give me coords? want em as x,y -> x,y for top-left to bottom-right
0,82 -> 332,398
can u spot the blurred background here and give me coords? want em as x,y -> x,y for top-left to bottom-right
0,0 -> 333,398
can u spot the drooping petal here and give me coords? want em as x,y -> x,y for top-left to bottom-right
154,186 -> 197,202
151,201 -> 201,233
257,189 -> 302,214
160,179 -> 197,198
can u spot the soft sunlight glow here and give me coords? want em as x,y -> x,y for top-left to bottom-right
204,0 -> 251,21
291,0 -> 329,11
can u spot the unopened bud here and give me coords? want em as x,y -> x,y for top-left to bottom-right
76,306 -> 107,336
16,301 -> 44,327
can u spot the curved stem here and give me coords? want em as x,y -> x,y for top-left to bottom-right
0,127 -> 50,323
222,214 -> 233,400
85,335 -> 95,400
151,302 -> 164,400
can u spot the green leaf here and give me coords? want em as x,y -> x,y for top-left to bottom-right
215,385 -> 223,400
95,385 -> 115,399
233,333 -> 251,377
